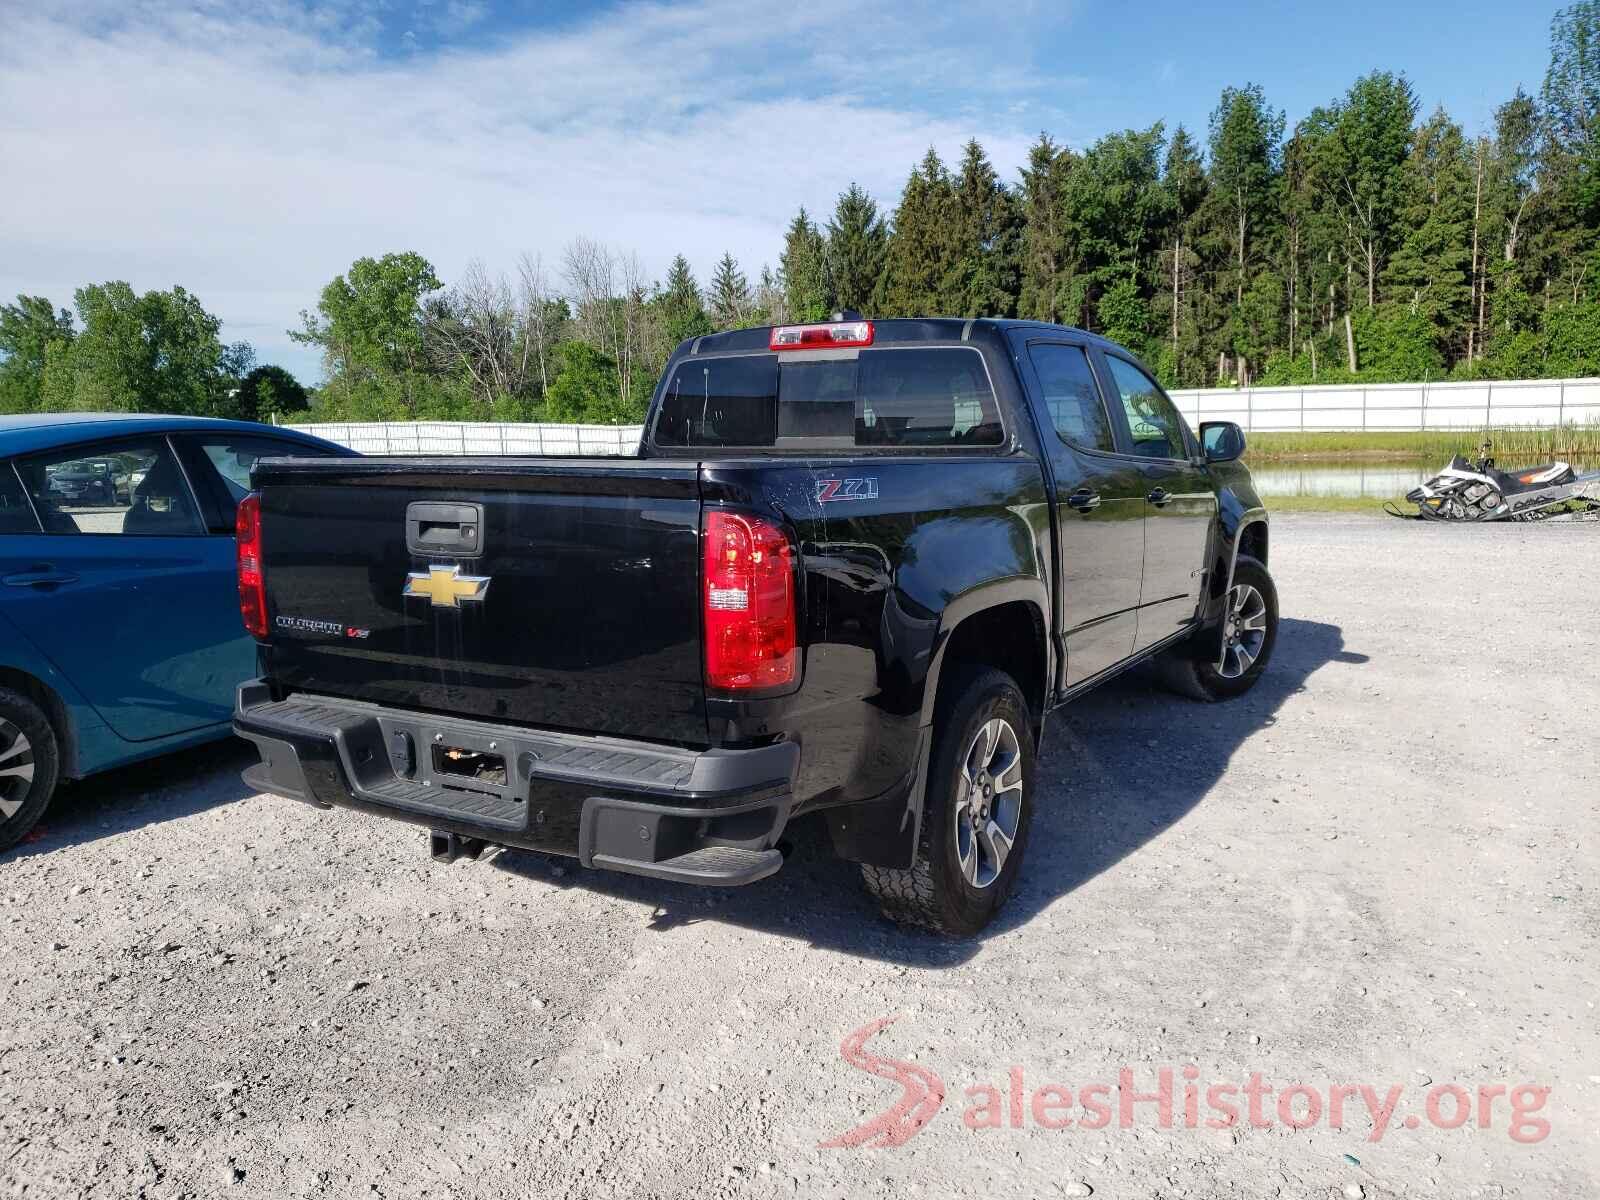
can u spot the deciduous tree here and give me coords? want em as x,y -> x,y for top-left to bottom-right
0,296 -> 74,413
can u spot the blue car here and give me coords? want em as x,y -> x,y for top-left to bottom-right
0,414 -> 351,851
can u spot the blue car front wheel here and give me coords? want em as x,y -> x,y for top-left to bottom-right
0,689 -> 58,854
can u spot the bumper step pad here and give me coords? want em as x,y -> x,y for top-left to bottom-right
590,845 -> 783,886
235,683 -> 795,886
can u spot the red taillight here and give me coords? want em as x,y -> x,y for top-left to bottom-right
769,320 -> 873,350
702,510 -> 796,690
237,491 -> 267,639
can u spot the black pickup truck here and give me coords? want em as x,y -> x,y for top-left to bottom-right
235,318 -> 1274,934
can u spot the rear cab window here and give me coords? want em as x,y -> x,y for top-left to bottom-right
652,347 -> 1002,451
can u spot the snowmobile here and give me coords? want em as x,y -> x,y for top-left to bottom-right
1389,443 -> 1600,522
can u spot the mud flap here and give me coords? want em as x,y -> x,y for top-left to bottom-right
824,725 -> 933,870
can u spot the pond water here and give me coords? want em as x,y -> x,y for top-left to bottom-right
1247,455 -> 1599,498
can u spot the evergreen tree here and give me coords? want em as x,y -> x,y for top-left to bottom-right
1540,0 -> 1600,158
879,147 -> 956,317
1383,108 -> 1475,355
944,139 -> 1020,317
1280,125 -> 1332,365
779,208 -> 832,322
753,265 -> 785,325
1312,72 -> 1419,309
825,183 -> 889,315
659,254 -> 711,347
1018,134 -> 1075,323
1538,4 -> 1600,305
1481,92 -> 1544,342
1160,126 -> 1207,380
1206,84 -> 1285,381
707,252 -> 752,330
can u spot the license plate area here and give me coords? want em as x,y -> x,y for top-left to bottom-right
432,743 -> 508,790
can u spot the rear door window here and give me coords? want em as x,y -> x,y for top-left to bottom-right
15,440 -> 203,536
1027,343 -> 1116,453
653,347 -> 1000,450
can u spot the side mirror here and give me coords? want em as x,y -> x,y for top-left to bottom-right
1200,421 -> 1246,463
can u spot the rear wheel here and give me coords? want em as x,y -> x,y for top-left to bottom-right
0,689 -> 59,854
860,667 -> 1034,935
1158,555 -> 1278,702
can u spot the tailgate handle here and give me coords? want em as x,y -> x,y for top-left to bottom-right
406,502 -> 485,557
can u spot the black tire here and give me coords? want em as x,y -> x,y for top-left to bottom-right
1158,555 -> 1278,702
0,688 -> 59,854
861,666 -> 1035,936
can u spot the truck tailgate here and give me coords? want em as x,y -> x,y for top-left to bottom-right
252,457 -> 706,744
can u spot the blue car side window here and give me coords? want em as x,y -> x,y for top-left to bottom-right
16,441 -> 203,537
187,436 -> 337,527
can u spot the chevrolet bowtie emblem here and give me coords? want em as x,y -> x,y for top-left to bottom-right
404,564 -> 491,608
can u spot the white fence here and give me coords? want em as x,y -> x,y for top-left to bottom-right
285,421 -> 643,456
288,377 -> 1600,455
1167,377 -> 1600,432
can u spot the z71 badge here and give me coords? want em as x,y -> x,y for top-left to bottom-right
816,477 -> 878,503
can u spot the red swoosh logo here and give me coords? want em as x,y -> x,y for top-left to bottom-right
818,1015 -> 945,1148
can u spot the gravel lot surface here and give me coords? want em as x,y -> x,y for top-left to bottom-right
2,514 -> 1596,1199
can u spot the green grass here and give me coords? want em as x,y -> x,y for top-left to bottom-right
1244,424 -> 1600,461
1256,494 -> 1403,513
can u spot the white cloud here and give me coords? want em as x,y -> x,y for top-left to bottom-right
0,1 -> 1080,381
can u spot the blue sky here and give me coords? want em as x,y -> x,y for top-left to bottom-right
0,1 -> 1559,383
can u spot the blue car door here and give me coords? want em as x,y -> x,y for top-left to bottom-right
2,436 -> 241,742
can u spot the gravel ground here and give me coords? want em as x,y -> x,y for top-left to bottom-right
2,514 -> 1596,1199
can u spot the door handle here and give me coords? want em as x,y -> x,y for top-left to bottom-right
3,568 -> 79,588
1066,487 -> 1102,512
1147,488 -> 1172,507
406,502 -> 484,557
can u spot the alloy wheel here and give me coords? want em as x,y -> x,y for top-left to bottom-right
953,717 -> 1023,889
0,718 -> 35,821
1219,582 -> 1269,679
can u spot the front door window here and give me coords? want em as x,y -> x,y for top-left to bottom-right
1103,356 -> 1189,460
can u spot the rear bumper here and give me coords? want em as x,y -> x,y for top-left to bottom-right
233,681 -> 794,886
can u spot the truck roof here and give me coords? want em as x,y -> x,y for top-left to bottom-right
683,317 -> 1121,358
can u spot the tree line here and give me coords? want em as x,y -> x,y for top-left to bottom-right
3,2 -> 1597,425
0,283 -> 307,423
